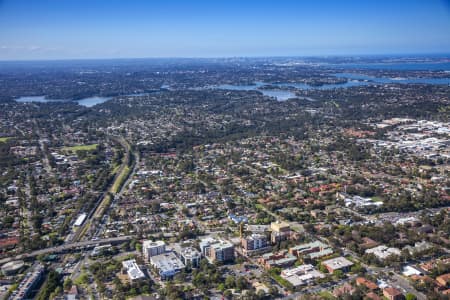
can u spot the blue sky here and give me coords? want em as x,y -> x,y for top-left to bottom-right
0,0 -> 450,60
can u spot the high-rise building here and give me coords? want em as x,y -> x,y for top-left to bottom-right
180,247 -> 201,268
270,221 -> 291,244
200,237 -> 234,263
9,264 -> 44,300
241,233 -> 269,255
211,241 -> 235,262
143,240 -> 166,261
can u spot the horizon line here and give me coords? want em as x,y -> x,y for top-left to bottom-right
1,52 -> 450,63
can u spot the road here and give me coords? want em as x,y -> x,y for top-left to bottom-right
282,275 -> 358,299
70,136 -> 133,243
93,140 -> 139,239
33,119 -> 52,174
247,195 -> 428,299
391,273 -> 427,300
6,134 -> 135,298
0,236 -> 133,265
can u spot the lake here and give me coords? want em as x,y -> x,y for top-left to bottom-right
213,83 -> 297,101
15,96 -> 112,107
77,96 -> 112,107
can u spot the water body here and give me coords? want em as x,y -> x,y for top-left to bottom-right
215,83 -> 264,91
258,89 -> 297,101
212,71 -> 450,95
212,80 -> 369,95
334,73 -> 450,85
214,83 -> 297,101
15,63 -> 450,105
277,80 -> 369,90
16,96 -> 58,104
76,96 -> 112,107
329,62 -> 450,71
15,96 -> 111,107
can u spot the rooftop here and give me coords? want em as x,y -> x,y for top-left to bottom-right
150,252 -> 185,273
122,259 -> 146,281
180,247 -> 201,259
210,240 -> 234,251
322,257 -> 354,270
365,245 -> 401,260
143,240 -> 165,248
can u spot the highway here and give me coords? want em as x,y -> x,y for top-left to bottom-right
0,236 -> 133,265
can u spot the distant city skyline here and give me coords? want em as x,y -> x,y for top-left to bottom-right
1,0 -> 450,60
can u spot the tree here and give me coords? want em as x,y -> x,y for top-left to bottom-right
350,263 -> 366,275
223,290 -> 232,299
268,285 -> 279,297
63,278 -> 73,291
225,275 -> 235,289
135,242 -> 142,253
75,272 -> 89,285
401,249 -> 412,263
333,269 -> 345,279
318,264 -> 329,273
251,289 -> 264,299
36,269 -> 62,300
235,276 -> 247,291
405,293 -> 417,300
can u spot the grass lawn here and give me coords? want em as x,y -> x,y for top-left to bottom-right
255,204 -> 265,210
112,166 -> 130,193
0,137 -> 12,143
371,196 -> 384,202
318,291 -> 335,299
269,272 -> 294,291
112,165 -> 120,175
62,144 -> 98,152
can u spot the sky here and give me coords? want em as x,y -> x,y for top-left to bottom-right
0,0 -> 450,60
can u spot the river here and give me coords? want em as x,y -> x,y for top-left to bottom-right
15,96 -> 112,107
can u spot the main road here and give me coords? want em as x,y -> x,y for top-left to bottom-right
6,135 -> 135,262
0,236 -> 133,265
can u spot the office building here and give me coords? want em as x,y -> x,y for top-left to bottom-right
179,247 -> 201,268
122,259 -> 146,281
150,252 -> 185,280
143,240 -> 166,261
